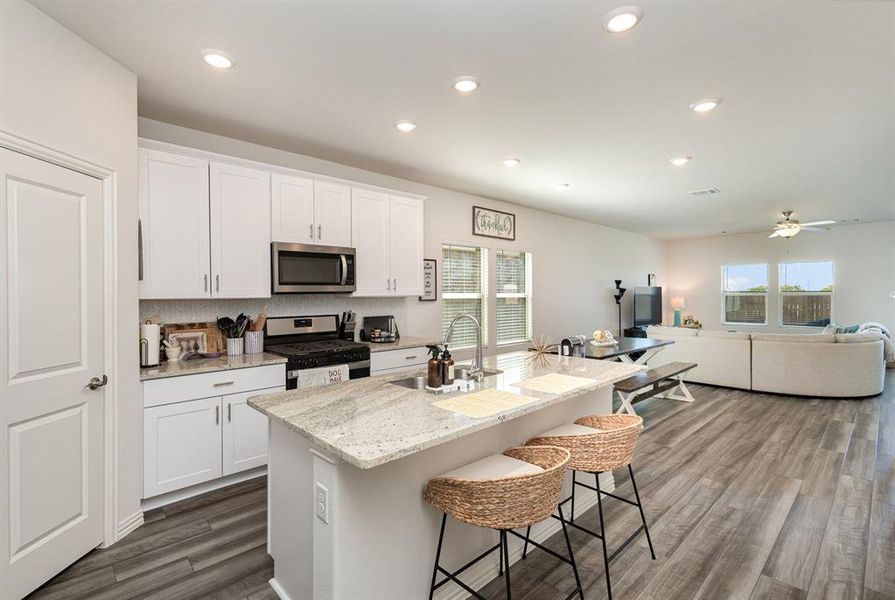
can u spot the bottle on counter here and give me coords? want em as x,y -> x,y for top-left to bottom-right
427,346 -> 443,388
441,345 -> 455,386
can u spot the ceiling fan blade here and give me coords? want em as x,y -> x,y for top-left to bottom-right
769,231 -> 781,238
800,220 -> 836,227
800,226 -> 830,233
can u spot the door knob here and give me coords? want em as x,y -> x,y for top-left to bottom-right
85,375 -> 108,390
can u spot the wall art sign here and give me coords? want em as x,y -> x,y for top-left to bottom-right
472,206 -> 516,241
420,259 -> 437,301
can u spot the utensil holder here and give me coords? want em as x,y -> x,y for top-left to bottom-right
244,330 -> 264,354
226,337 -> 244,356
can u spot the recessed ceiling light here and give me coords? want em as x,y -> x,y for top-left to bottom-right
690,98 -> 721,113
453,76 -> 480,93
602,6 -> 643,33
502,158 -> 521,168
554,182 -> 571,190
395,120 -> 418,133
670,156 -> 692,167
201,49 -> 235,69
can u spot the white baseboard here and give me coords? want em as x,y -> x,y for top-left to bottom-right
433,475 -> 614,600
141,467 -> 267,512
99,509 -> 144,547
268,577 -> 293,600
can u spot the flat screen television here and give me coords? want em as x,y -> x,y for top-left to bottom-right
633,286 -> 662,327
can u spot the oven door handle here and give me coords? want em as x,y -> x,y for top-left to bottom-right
340,254 -> 348,286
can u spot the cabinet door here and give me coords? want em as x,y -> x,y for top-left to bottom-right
143,397 -> 222,498
222,387 -> 283,476
351,188 -> 391,296
271,173 -> 314,243
389,196 -> 425,296
314,181 -> 352,247
139,149 -> 210,299
210,162 -> 271,298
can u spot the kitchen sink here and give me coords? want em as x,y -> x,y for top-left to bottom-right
389,368 -> 502,390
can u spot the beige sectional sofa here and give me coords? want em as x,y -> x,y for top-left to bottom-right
645,326 -> 885,397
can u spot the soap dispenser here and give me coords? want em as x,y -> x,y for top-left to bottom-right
441,345 -> 455,385
426,346 -> 443,388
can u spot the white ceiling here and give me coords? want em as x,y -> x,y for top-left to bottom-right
34,0 -> 895,239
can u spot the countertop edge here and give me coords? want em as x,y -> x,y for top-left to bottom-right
140,354 -> 288,381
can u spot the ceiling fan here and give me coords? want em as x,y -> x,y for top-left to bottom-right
768,210 -> 836,238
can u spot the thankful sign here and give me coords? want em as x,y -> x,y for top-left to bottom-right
472,206 -> 516,241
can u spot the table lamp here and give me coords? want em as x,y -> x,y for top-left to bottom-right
671,296 -> 686,326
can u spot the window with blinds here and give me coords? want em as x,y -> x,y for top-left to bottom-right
779,261 -> 834,327
442,245 -> 488,349
496,250 -> 532,345
722,263 -> 768,324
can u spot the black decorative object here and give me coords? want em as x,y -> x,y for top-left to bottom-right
613,280 -> 627,337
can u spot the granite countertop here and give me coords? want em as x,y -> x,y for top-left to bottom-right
249,351 -> 643,469
140,352 -> 287,381
359,335 -> 443,353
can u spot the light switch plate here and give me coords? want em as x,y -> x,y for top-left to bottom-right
315,482 -> 329,523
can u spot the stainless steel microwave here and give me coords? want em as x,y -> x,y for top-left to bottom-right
271,242 -> 356,293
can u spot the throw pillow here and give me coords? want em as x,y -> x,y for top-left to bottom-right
836,324 -> 860,334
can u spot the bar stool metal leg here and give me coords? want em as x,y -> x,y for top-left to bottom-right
570,470 -> 577,523
521,525 -> 531,559
501,530 -> 512,600
628,465 -> 656,560
595,472 -> 613,600
429,513 -> 447,600
557,503 -> 585,600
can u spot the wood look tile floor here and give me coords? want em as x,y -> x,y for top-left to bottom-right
28,371 -> 895,600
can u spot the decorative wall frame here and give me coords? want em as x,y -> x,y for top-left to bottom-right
420,259 -> 437,301
472,206 -> 516,241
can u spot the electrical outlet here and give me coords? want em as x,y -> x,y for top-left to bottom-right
315,482 -> 329,523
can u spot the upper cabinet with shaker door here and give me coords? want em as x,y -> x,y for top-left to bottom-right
210,162 -> 271,298
139,149 -> 211,299
351,189 -> 424,297
271,175 -> 351,248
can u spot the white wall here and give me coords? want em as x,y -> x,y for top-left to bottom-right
666,221 -> 895,333
138,118 -> 667,358
0,0 -> 140,538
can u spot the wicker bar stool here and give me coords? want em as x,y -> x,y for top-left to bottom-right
523,414 -> 655,600
424,446 -> 584,600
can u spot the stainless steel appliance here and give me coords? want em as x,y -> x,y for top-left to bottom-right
271,242 -> 356,293
265,315 -> 370,389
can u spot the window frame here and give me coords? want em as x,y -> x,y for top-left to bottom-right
495,249 -> 533,347
777,260 -> 835,328
441,243 -> 489,350
721,263 -> 769,326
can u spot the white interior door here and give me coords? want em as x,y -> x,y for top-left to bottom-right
138,148 -> 210,299
388,196 -> 424,296
0,149 -> 105,600
350,188 -> 390,296
209,162 -> 271,298
271,173 -> 314,244
314,181 -> 351,247
222,387 -> 283,476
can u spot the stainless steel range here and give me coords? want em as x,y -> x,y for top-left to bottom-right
265,315 -> 370,390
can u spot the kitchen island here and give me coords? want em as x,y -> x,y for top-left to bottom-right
249,351 -> 642,600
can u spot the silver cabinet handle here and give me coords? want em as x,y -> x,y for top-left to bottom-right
387,279 -> 391,291
309,224 -> 314,240
216,274 -> 220,293
227,402 -> 232,422
215,405 -> 220,425
84,375 -> 108,390
204,274 -> 208,292
213,381 -> 234,387
405,355 -> 418,360
393,278 -> 397,292
137,219 -> 144,281
317,224 -> 322,240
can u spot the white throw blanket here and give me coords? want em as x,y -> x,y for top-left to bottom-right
859,322 -> 895,365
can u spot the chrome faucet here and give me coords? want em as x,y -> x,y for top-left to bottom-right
444,313 -> 484,381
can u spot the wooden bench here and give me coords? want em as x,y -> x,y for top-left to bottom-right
613,362 -> 697,415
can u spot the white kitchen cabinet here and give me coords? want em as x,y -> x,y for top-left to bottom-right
210,162 -> 271,298
138,149 -> 211,299
223,388 -> 283,475
271,176 -> 351,248
271,173 -> 315,244
351,188 -> 391,296
351,190 -> 424,297
143,396 -> 223,498
370,346 -> 429,374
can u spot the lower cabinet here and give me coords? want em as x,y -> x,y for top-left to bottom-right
142,367 -> 284,499
370,346 -> 430,375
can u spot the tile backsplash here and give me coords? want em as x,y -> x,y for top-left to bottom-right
140,295 -> 411,332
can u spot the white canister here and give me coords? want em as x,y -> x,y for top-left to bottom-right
226,337 -> 244,356
244,330 -> 264,354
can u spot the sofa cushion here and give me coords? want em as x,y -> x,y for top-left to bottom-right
647,325 -> 698,337
697,330 -> 752,340
750,333 -> 836,343
836,332 -> 884,343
